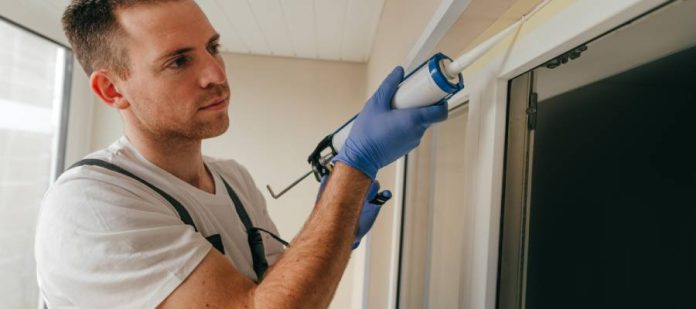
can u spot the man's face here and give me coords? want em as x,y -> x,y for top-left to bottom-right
115,0 -> 230,140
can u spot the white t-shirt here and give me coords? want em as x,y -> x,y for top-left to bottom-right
35,136 -> 285,308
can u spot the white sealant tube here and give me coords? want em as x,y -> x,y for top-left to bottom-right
332,121 -> 353,153
392,61 -> 452,109
331,53 -> 463,153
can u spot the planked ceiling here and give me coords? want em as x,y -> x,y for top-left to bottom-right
43,0 -> 386,63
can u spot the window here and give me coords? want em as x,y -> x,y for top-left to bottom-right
499,1 -> 696,308
0,18 -> 72,308
395,108 -> 471,308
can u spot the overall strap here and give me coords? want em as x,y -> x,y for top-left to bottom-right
219,178 -> 254,230
69,159 -> 198,231
220,177 -> 269,280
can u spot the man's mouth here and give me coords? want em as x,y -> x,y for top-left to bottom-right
199,96 -> 229,111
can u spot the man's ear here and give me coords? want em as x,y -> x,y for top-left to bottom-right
90,70 -> 129,110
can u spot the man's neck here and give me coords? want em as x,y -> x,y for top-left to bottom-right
125,129 -> 215,194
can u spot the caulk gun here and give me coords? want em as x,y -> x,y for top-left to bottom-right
266,22 -> 520,199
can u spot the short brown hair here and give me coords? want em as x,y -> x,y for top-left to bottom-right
62,0 -> 179,77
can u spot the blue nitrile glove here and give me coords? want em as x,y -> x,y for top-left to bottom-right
332,66 -> 448,180
353,181 -> 391,249
317,176 -> 392,250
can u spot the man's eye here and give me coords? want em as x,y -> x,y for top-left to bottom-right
209,43 -> 221,55
168,56 -> 191,69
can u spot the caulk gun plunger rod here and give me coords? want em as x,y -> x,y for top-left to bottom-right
266,170 -> 313,199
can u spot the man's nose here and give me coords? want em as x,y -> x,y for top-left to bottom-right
199,53 -> 226,88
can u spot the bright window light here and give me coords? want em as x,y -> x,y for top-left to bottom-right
0,18 -> 71,308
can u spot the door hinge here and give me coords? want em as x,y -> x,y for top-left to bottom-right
544,45 -> 588,69
527,92 -> 538,130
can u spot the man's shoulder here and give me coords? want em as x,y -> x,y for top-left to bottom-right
45,145 -> 169,218
37,153 -> 182,251
44,163 -> 165,218
54,156 -> 144,199
56,136 -> 166,197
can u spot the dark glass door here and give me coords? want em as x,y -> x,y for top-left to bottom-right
524,45 -> 696,309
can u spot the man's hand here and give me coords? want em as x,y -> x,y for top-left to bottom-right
352,181 -> 390,249
317,176 -> 391,249
333,66 -> 448,180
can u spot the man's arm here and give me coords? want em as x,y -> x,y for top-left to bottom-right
159,163 -> 370,308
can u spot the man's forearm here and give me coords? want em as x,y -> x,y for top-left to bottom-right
255,162 -> 371,308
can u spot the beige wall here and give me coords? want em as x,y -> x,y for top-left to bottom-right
63,62 -> 98,168
89,97 -> 122,151
205,53 -> 365,239
366,0 -> 443,91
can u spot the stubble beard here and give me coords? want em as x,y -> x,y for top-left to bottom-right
185,111 -> 229,140
133,84 -> 231,143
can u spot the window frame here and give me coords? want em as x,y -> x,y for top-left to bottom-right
0,15 -> 73,309
0,16 -> 73,178
497,1 -> 690,308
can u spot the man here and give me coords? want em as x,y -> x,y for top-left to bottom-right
34,0 -> 447,307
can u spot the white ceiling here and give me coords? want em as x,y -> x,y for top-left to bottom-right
41,0 -> 386,63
